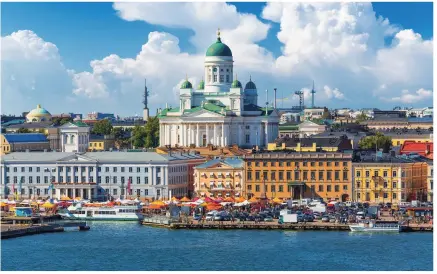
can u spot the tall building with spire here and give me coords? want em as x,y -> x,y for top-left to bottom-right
143,79 -> 149,121
157,29 -> 279,148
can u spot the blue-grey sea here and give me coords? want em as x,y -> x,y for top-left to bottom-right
1,222 -> 433,271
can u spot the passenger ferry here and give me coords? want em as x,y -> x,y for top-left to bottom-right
349,220 -> 400,232
58,205 -> 143,221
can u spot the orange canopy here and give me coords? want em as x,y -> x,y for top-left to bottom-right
224,197 -> 235,202
180,197 -> 190,202
151,200 -> 166,206
60,196 -> 71,201
206,203 -> 223,211
42,202 -> 55,208
249,197 -> 258,203
272,197 -> 282,204
171,197 -> 180,203
235,197 -> 245,203
148,204 -> 164,210
0,202 -> 7,207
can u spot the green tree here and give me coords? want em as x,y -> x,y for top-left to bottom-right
358,132 -> 392,152
52,117 -> 73,126
132,125 -> 146,148
355,112 -> 368,123
92,119 -> 113,135
17,128 -> 30,133
144,116 -> 160,148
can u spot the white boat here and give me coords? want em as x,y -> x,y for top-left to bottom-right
58,205 -> 143,221
349,221 -> 400,232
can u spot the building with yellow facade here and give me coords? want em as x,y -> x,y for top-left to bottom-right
353,156 -> 428,204
193,157 -> 244,198
1,134 -> 10,155
267,136 -> 352,152
244,152 -> 353,202
88,134 -> 115,151
377,129 -> 433,147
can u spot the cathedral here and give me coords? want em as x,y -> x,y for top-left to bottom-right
158,30 -> 279,149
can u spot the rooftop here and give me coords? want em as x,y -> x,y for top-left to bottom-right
195,157 -> 244,169
3,133 -> 49,143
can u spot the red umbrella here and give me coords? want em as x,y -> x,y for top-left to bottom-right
215,198 -> 224,203
204,197 -> 214,203
192,197 -> 200,202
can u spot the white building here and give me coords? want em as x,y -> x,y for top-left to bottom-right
280,112 -> 300,124
303,108 -> 328,120
158,30 -> 280,149
298,120 -> 327,138
59,122 -> 90,153
407,107 -> 433,118
0,152 -> 204,200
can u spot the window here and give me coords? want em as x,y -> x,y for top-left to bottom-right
245,135 -> 250,143
357,193 -> 361,199
74,167 -> 78,172
343,171 -> 348,180
294,171 -> 300,180
5,177 -> 9,184
357,182 -> 361,189
97,176 -> 101,184
137,177 -> 140,184
383,193 -> 388,199
36,167 -> 40,172
145,177 -> 149,184
113,189 -> 117,195
401,182 -> 405,188
81,167 -> 85,172
129,167 -> 133,172
113,167 -> 117,172
36,189 -> 40,195
318,185 -> 323,192
81,176 -> 86,183
60,176 -> 64,183
247,172 -> 252,180
121,167 -> 125,172
287,172 -> 291,180
327,185 -> 332,192
287,162 -> 291,167
263,171 -> 268,179
366,181 -> 370,188
356,171 -> 361,177
98,167 -> 101,172
136,189 -> 141,196
255,185 -> 260,192
255,171 -> 260,180
318,162 -> 323,167
226,75 -> 229,82
28,177 -> 32,184
383,171 -> 388,177
303,171 -> 308,180
105,177 -> 109,184
247,185 -> 252,191
271,161 -> 276,167
310,162 -> 315,167
263,162 -> 267,167
327,171 -> 332,180
383,181 -> 388,188
326,162 -> 331,167
145,168 -> 149,173
392,171 -> 397,177
29,167 -> 33,172
319,171 -> 324,181
90,176 -> 94,183
13,176 -> 17,184
144,189 -> 149,196
279,171 -> 284,180
375,193 -> 379,198
343,162 -> 347,167
334,185 -> 339,192
343,185 -> 347,190
279,185 -> 283,192
255,162 -> 260,167
105,167 -> 109,172
74,176 -> 79,183
392,182 -> 397,188
36,177 -> 40,184
271,172 -> 276,181
393,193 -> 397,199
271,185 -> 276,192
113,176 -> 117,184
365,171 -> 370,177
213,75 -> 217,82
219,75 -> 224,82
13,167 -> 17,172
303,162 -> 308,167
334,171 -> 339,180
374,171 -> 379,177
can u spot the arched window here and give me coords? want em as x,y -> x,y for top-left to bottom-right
70,135 -> 75,144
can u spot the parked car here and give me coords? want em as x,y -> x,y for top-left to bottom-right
321,215 -> 330,222
193,214 -> 202,221
264,216 -> 274,222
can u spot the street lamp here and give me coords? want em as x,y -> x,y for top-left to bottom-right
44,168 -> 53,200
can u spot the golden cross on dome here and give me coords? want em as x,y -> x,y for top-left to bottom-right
217,28 -> 221,38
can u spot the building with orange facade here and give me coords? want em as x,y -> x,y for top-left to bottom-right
193,157 -> 244,199
243,152 -> 353,202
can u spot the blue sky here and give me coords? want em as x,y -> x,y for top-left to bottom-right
1,2 -> 434,116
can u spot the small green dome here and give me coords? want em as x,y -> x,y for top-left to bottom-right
245,78 -> 257,90
181,79 -> 192,89
197,79 -> 205,90
231,79 -> 242,88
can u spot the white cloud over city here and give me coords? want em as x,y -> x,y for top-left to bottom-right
1,2 -> 433,115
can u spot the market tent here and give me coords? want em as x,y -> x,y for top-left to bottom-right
180,197 -> 190,202
204,197 -> 214,203
60,196 -> 71,201
42,202 -> 55,208
235,197 -> 245,203
272,197 -> 282,204
199,202 -> 208,207
151,200 -> 166,206
147,204 -> 165,209
215,197 -> 224,203
0,202 -> 7,207
249,197 -> 258,203
206,203 -> 223,211
224,197 -> 235,202
7,201 -> 16,205
171,197 -> 180,203
191,197 -> 200,202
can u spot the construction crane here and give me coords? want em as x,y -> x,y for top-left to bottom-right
295,90 -> 304,110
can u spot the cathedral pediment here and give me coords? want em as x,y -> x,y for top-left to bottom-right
182,108 -> 224,118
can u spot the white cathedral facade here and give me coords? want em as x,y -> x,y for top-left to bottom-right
158,30 -> 279,149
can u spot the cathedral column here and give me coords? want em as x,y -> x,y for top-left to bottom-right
180,124 -> 184,146
213,124 -> 217,146
86,166 -> 90,183
206,124 -> 209,146
265,122 -> 269,146
258,125 -> 262,147
221,123 -> 224,147
196,124 -> 200,147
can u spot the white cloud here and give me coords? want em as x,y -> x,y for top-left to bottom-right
323,85 -> 346,100
383,88 -> 433,104
1,3 -> 433,115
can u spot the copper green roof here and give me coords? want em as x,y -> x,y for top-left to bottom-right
181,80 -> 193,89
197,79 -> 205,90
206,37 -> 232,57
73,121 -> 89,127
231,79 -> 242,88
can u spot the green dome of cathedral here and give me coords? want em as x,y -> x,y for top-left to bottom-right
206,29 -> 233,57
181,79 -> 193,89
245,76 -> 257,90
197,79 -> 205,90
231,79 -> 242,88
